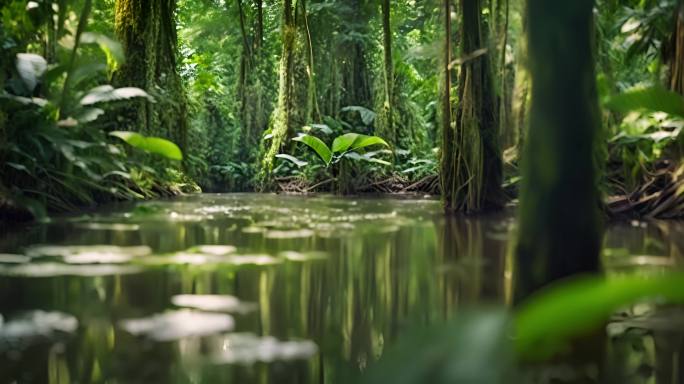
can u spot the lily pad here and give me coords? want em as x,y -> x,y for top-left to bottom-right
0,254 -> 31,264
120,310 -> 234,341
186,245 -> 237,256
0,263 -> 142,277
264,229 -> 315,239
0,310 -> 78,351
171,295 -> 257,314
25,245 -> 152,258
209,333 -> 318,364
279,251 -> 328,262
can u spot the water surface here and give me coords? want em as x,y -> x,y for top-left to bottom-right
0,194 -> 681,383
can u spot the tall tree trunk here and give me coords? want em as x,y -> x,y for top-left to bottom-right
441,0 -> 503,213
440,0 -> 454,201
260,0 -> 298,186
255,0 -> 264,51
515,0 -> 601,299
379,0 -> 395,145
512,0 -> 529,155
113,0 -> 188,152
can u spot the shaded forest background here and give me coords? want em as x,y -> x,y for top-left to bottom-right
1,0 -> 684,220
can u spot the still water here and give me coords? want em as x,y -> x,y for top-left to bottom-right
0,194 -> 681,383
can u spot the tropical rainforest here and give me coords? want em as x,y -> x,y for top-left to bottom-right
1,0 -> 684,383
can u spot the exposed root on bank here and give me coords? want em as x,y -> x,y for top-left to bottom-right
276,173 -> 440,195
606,160 -> 684,219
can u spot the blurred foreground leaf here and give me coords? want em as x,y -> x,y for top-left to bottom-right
514,273 -> 684,360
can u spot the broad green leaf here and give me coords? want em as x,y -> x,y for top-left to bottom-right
341,105 -> 377,125
332,133 -> 360,153
80,85 -> 154,105
293,134 -> 332,165
343,152 -> 391,165
275,154 -> 308,167
604,86 -> 684,118
308,124 -> 333,135
74,107 -> 105,123
80,32 -> 125,67
351,135 -> 390,151
109,131 -> 183,161
515,273 -> 684,360
16,53 -> 47,93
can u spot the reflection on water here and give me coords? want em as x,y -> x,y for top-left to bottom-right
0,194 -> 681,383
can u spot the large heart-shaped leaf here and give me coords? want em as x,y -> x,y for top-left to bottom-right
293,134 -> 332,165
109,131 -> 182,160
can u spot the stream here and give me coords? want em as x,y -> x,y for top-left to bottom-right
0,194 -> 682,383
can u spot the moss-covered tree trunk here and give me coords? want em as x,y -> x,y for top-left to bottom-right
113,0 -> 188,152
260,0 -> 311,186
441,0 -> 503,213
515,0 -> 601,299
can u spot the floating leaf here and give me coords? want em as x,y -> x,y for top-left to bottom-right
80,85 -> 153,105
293,134 -> 332,165
0,254 -> 31,264
120,310 -> 234,341
171,294 -> 257,314
109,131 -> 183,161
0,263 -> 141,277
0,311 -> 78,351
276,154 -> 308,167
207,333 -> 318,364
187,245 -> 237,256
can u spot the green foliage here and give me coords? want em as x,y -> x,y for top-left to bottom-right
605,86 -> 684,117
0,2 -> 188,218
293,134 -> 333,165
284,132 -> 390,168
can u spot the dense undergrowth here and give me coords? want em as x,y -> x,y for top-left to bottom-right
1,0 -> 684,220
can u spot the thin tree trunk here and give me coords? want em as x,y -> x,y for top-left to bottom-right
381,0 -> 394,144
440,0 -> 453,200
255,0 -> 264,51
668,1 -> 684,95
